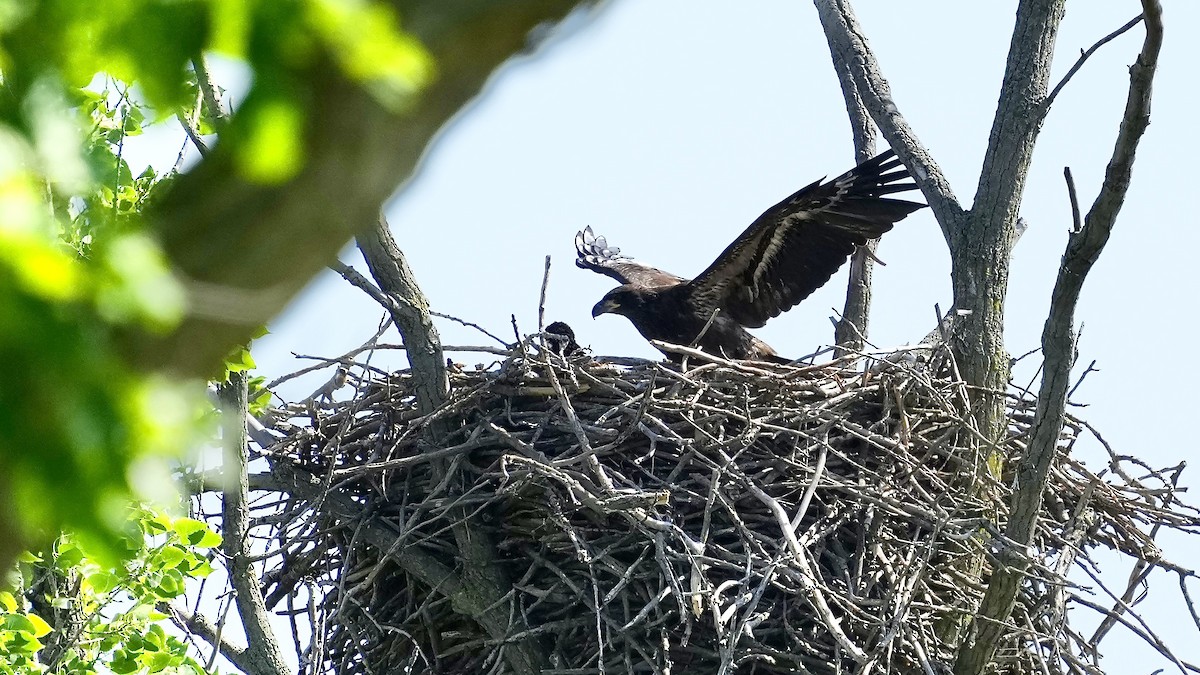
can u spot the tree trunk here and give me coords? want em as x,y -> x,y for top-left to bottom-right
950,0 -> 1065,457
219,371 -> 292,675
356,215 -> 548,674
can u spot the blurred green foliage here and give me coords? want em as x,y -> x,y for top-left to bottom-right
0,0 -> 432,573
0,0 -> 433,670
0,71 -> 195,566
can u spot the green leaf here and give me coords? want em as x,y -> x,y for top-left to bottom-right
141,650 -> 174,671
224,345 -> 256,373
87,570 -> 118,594
156,545 -> 186,570
3,615 -> 35,634
85,140 -> 134,189
170,518 -> 208,543
121,105 -> 146,136
154,569 -> 184,598
146,623 -> 167,647
24,614 -> 51,639
0,592 -> 16,612
110,653 -> 139,674
191,560 -> 215,578
55,545 -> 84,571
5,630 -> 42,654
193,530 -> 222,549
145,513 -> 172,533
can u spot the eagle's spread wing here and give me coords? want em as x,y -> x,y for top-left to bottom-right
575,226 -> 687,288
686,150 -> 925,328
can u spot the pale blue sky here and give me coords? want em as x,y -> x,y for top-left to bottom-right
131,2 -> 1200,671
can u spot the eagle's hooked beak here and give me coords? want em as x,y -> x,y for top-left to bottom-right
592,297 -> 618,318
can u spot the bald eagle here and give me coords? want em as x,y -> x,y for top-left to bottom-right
575,150 -> 925,363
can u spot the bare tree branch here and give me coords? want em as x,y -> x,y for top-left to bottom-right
812,0 -> 965,239
218,371 -> 291,675
355,212 -> 448,419
164,602 -> 254,675
953,2 -> 1162,672
833,239 -> 877,354
828,57 -> 875,159
1064,166 -> 1082,233
939,0 -> 1068,462
1040,14 -> 1145,120
191,54 -> 228,131
967,0 -> 1065,249
329,259 -> 403,316
175,87 -> 209,157
822,18 -> 878,354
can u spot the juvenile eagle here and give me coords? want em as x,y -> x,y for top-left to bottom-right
543,321 -> 582,357
575,150 -> 925,363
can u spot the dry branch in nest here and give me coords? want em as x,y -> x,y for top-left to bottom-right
245,339 -> 1199,674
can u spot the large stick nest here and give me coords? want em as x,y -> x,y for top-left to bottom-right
254,341 -> 1199,674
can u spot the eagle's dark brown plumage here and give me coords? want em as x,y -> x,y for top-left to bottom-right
543,321 -> 582,357
575,150 -> 925,363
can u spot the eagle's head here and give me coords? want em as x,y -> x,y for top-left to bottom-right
592,286 -> 639,319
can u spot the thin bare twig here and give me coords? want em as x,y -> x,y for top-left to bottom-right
1065,167 -> 1082,234
538,255 -> 551,332
1040,15 -> 1145,118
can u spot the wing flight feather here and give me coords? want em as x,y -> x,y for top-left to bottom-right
686,150 -> 925,328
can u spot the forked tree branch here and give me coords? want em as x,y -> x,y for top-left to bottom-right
812,0 -> 965,239
1040,14 -> 1145,120
952,2 -> 1163,673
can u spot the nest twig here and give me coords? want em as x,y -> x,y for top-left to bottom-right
244,340 -> 1200,674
